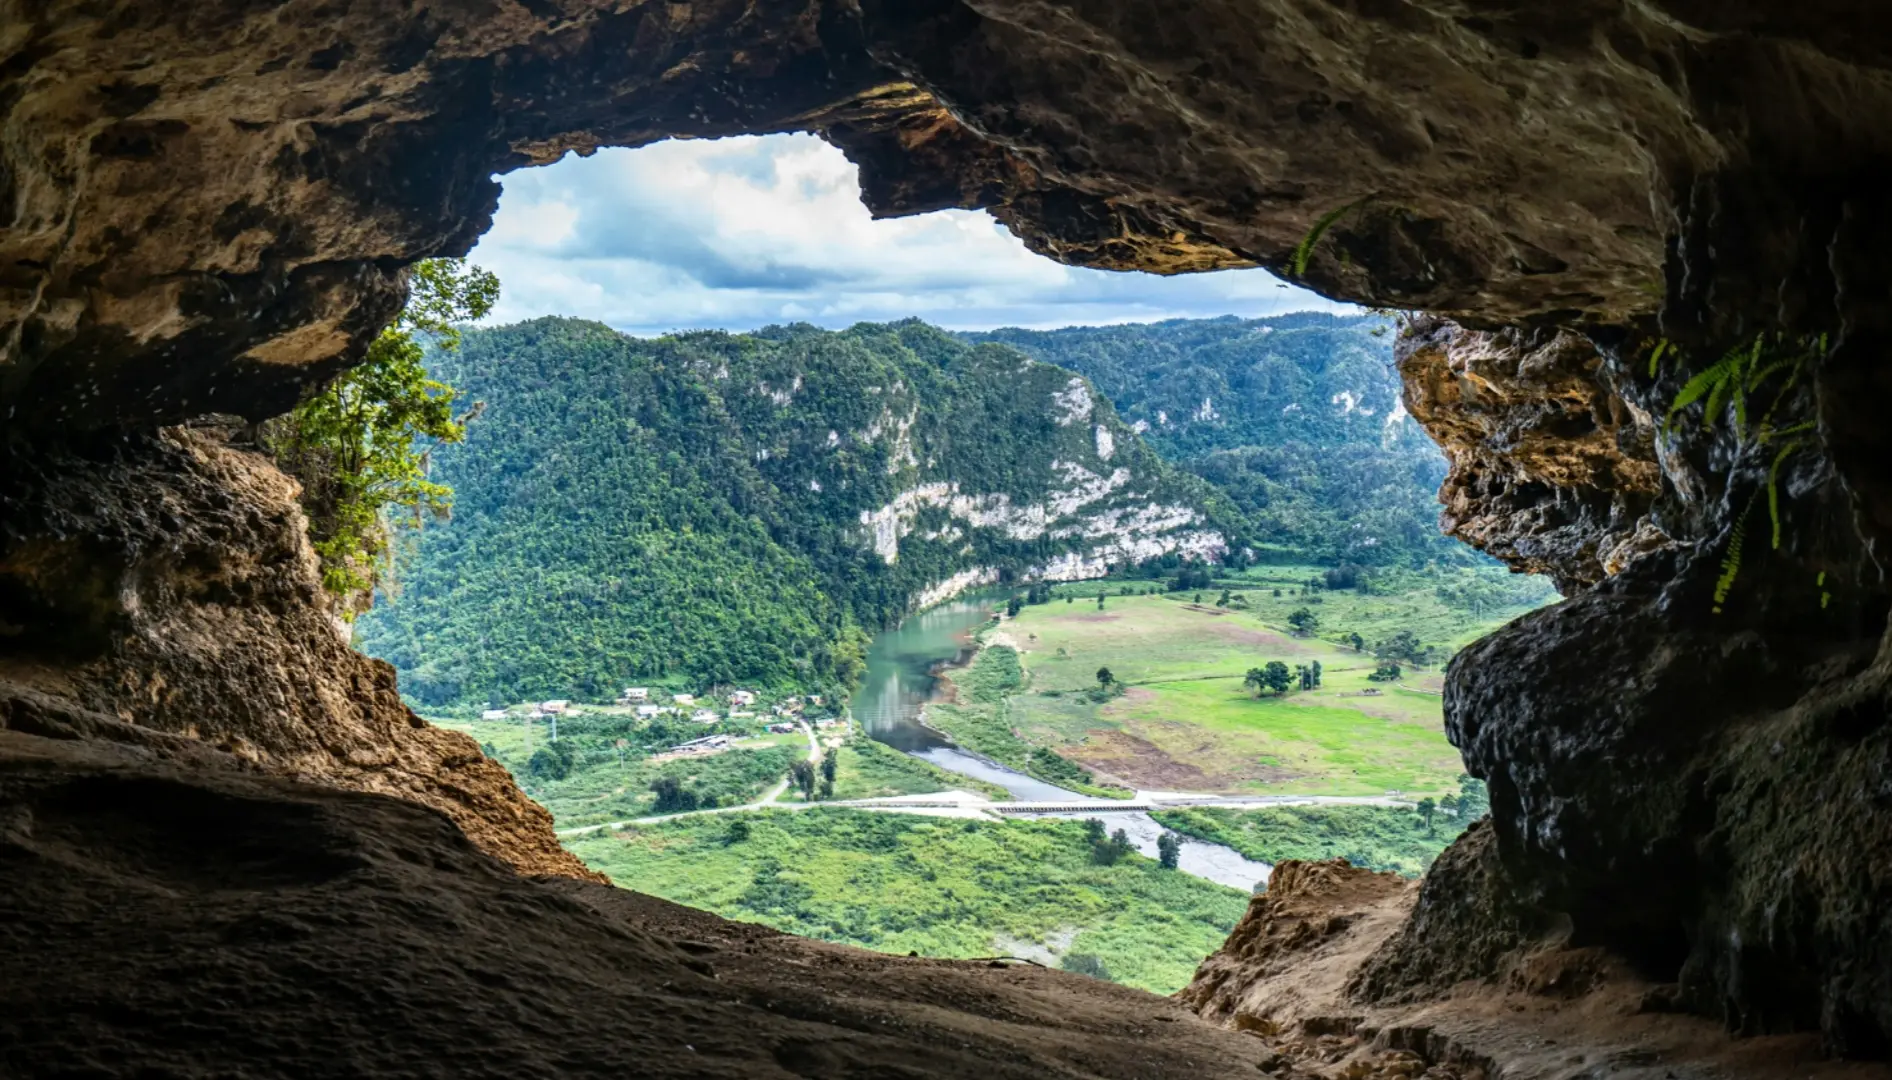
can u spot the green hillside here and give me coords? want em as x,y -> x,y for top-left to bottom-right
963,314 -> 1460,566
356,317 -> 1232,705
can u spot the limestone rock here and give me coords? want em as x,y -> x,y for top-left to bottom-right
1396,316 -> 1664,590
0,427 -> 595,881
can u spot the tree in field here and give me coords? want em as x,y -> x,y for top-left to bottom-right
1439,793 -> 1460,819
1295,664 -> 1313,691
1194,592 -> 1204,604
1310,660 -> 1322,688
818,778 -> 834,799
1096,594 -> 1106,610
1090,826 -> 1134,866
1368,659 -> 1403,682
1287,607 -> 1320,636
1243,667 -> 1268,697
791,759 -> 817,799
263,257 -> 499,606
1083,818 -> 1106,844
1375,629 -> 1428,665
650,774 -> 697,813
820,751 -> 837,785
724,818 -> 752,845
1262,660 -> 1293,695
1006,595 -> 1023,618
1216,589 -> 1231,607
1096,667 -> 1115,691
1349,632 -> 1366,652
1067,595 -> 1074,604
1417,796 -> 1438,835
1061,953 -> 1113,981
1156,833 -> 1181,870
1457,774 -> 1491,818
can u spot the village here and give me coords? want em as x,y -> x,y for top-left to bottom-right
474,686 -> 845,762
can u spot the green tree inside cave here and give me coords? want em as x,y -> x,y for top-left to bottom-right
263,258 -> 499,607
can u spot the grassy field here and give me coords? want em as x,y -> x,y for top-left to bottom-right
433,713 -> 811,826
944,567 -> 1552,797
926,645 -> 1136,799
1153,804 -> 1472,877
825,735 -> 1011,801
568,809 -> 1249,994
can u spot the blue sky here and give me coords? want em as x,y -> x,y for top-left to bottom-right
472,133 -> 1351,335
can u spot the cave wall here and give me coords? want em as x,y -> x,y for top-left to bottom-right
6,0 -> 1892,1060
0,424 -> 595,881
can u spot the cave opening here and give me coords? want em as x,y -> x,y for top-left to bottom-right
340,130 -> 1535,995
4,3 -> 1892,1075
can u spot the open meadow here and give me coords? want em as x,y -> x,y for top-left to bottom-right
936,567 -> 1554,797
567,809 -> 1251,994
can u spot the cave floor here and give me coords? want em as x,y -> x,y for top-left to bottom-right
0,728 -> 1877,1080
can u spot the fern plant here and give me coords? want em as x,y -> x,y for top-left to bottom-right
1653,333 -> 1827,613
1291,197 -> 1374,279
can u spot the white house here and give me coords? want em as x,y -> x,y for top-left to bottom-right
729,689 -> 757,706
480,709 -> 508,721
807,694 -> 823,706
767,722 -> 797,734
691,709 -> 719,724
672,693 -> 696,706
621,687 -> 649,703
635,704 -> 662,719
539,700 -> 572,714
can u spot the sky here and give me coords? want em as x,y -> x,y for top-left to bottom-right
470,133 -> 1352,336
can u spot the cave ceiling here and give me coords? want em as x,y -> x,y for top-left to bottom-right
5,1 -> 1892,433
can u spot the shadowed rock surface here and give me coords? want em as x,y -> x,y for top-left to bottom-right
0,426 -> 594,881
5,0 -> 1892,1071
0,730 -> 1273,1079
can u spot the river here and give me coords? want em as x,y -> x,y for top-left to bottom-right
851,588 -> 1272,892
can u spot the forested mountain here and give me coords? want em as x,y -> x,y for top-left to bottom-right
964,314 -> 1462,566
356,318 -> 1233,705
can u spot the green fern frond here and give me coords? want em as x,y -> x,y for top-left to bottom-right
1767,439 -> 1802,549
1713,515 -> 1747,615
1291,198 -> 1373,279
1647,338 -> 1670,379
1667,355 -> 1739,432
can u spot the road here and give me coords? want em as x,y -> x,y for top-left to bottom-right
556,786 -> 1409,838
565,721 -> 822,835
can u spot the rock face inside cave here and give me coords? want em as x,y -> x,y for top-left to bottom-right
5,0 -> 1892,1069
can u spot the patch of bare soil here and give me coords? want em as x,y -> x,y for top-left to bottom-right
1213,624 -> 1324,653
1067,727 -> 1221,790
1180,857 -> 1879,1080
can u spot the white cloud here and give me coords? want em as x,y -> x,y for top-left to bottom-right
470,133 -> 1354,335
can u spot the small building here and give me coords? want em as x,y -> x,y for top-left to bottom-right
621,687 -> 649,703
728,689 -> 757,706
480,709 -> 508,721
527,710 -> 547,721
672,693 -> 696,706
767,722 -> 797,734
814,718 -> 841,729
691,709 -> 719,724
728,710 -> 756,720
539,699 -> 572,714
807,694 -> 823,706
635,704 -> 662,719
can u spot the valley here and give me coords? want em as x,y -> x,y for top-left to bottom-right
383,311 -> 1557,996
427,562 -> 1534,992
